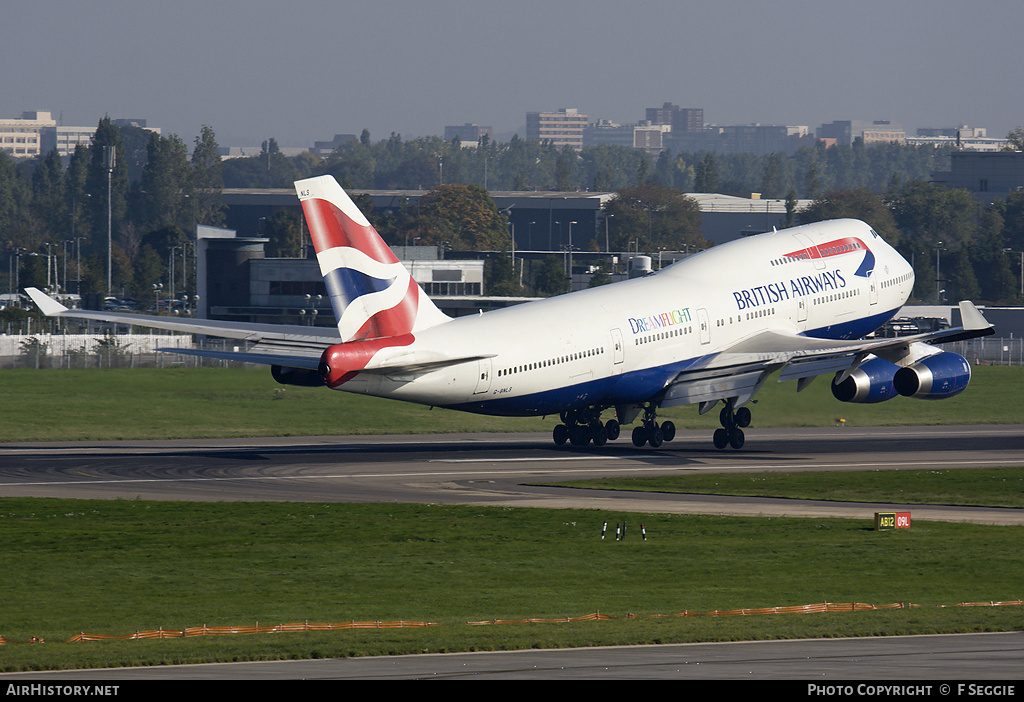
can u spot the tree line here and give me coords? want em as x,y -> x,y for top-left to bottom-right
1,121 -> 1023,312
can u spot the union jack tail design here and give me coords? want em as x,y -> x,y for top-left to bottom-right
295,175 -> 449,342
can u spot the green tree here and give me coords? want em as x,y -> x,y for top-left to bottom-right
797,188 -> 900,244
138,132 -> 192,234
31,149 -> 66,237
412,184 -> 509,251
84,117 -> 129,293
1001,190 -> 1024,252
971,204 -> 1017,303
1004,127 -> 1023,152
191,125 -> 225,227
486,254 -> 525,297
604,184 -> 705,253
531,255 -> 569,296
263,210 -> 304,258
694,153 -> 719,193
890,182 -> 979,302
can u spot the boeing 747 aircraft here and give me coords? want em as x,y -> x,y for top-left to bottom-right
28,175 -> 994,449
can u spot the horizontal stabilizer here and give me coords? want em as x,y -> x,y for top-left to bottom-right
158,347 -> 322,370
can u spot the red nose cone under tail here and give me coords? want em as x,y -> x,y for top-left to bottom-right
318,334 -> 416,388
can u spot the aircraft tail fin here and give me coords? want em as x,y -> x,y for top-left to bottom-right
295,175 -> 450,342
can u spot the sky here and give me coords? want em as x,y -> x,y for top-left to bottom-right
3,0 -> 1022,150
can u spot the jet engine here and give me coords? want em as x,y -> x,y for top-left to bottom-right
271,364 -> 326,388
893,351 -> 971,400
831,356 -> 899,403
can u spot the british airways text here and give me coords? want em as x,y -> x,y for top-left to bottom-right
732,270 -> 846,310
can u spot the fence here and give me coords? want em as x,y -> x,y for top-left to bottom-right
944,337 -> 1024,366
0,333 -> 252,370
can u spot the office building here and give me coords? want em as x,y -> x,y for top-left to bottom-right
0,111 -> 56,158
525,108 -> 588,150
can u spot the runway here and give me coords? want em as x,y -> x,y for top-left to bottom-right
1,424 -> 1022,680
3,632 -> 1022,681
0,424 -> 1022,524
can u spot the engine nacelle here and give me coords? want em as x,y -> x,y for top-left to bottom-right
893,351 -> 971,400
271,364 -> 326,387
831,356 -> 899,403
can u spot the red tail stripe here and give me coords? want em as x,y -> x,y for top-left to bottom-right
785,237 -> 866,260
301,198 -> 399,265
349,278 -> 422,341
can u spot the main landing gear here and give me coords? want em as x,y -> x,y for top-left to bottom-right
552,402 -> 752,450
713,402 -> 751,450
552,408 -> 621,447
629,405 -> 675,448
551,405 -> 675,449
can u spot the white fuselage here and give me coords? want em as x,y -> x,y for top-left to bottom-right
336,219 -> 915,417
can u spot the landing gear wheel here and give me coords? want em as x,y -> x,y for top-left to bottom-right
604,419 -> 620,441
735,406 -> 751,428
715,402 -> 751,449
590,421 -> 607,447
569,425 -> 591,446
720,406 -> 734,429
648,424 -> 664,448
631,425 -> 647,447
660,420 -> 676,442
553,424 -> 569,446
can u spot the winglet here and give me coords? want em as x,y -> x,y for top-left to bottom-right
958,300 -> 992,332
25,287 -> 68,316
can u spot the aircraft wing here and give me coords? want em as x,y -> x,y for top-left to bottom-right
660,300 -> 994,410
26,287 -> 486,375
26,288 -> 340,344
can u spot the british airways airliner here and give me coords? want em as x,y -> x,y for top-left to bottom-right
28,175 -> 993,449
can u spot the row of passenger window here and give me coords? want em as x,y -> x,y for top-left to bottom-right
634,326 -> 693,346
881,272 -> 912,289
813,288 -> 860,305
497,346 -> 606,377
716,308 -> 777,327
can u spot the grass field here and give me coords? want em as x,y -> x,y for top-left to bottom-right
549,467 -> 1024,509
0,498 -> 1020,672
0,365 -> 1021,671
0,364 -> 1021,442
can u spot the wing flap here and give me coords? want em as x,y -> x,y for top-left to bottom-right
661,363 -> 781,408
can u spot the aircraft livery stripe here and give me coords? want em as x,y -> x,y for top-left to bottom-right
301,197 -> 399,266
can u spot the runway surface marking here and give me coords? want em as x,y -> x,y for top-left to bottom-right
430,454 -> 672,463
1,457 -> 1019,489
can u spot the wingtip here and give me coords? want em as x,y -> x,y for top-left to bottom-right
958,300 -> 992,331
25,287 -> 68,316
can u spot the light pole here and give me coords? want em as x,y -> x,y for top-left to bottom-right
104,146 -> 116,297
933,242 -> 945,303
